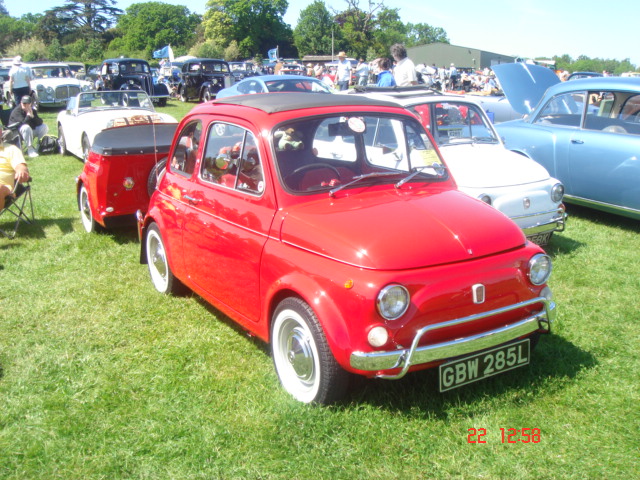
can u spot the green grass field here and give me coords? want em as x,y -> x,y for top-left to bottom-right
1,100 -> 638,479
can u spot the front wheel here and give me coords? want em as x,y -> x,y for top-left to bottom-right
145,223 -> 185,295
81,133 -> 91,162
271,297 -> 350,404
202,90 -> 212,102
58,124 -> 67,155
78,184 -> 101,233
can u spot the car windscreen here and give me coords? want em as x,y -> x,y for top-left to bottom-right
264,79 -> 332,94
273,113 -> 447,194
201,62 -> 230,73
410,101 -> 499,146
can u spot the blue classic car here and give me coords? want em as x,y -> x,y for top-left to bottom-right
493,63 -> 640,220
216,74 -> 333,99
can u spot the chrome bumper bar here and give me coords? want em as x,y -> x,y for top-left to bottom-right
350,297 -> 556,380
518,208 -> 567,236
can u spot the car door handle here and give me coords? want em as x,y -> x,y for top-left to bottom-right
571,139 -> 584,144
183,194 -> 200,205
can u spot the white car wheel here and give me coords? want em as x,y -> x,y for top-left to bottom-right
271,297 -> 349,404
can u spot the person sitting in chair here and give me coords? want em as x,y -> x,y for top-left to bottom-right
0,123 -> 30,211
9,95 -> 49,158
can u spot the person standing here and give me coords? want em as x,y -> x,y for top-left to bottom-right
355,59 -> 369,86
335,52 -> 352,91
375,58 -> 396,87
9,96 -> 49,158
8,56 -> 32,107
390,43 -> 417,87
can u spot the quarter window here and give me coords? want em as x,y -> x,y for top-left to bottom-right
534,91 -> 585,128
171,121 -> 202,177
201,124 -> 264,194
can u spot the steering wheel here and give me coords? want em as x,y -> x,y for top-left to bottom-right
291,163 -> 342,178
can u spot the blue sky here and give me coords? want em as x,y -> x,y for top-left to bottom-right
6,0 -> 639,67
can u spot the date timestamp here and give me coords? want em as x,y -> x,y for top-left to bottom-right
467,428 -> 541,443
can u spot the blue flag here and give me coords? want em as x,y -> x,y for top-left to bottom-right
153,46 -> 169,59
268,48 -> 278,62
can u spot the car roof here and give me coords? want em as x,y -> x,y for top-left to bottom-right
242,74 -> 319,82
102,58 -> 148,63
348,86 -> 482,107
212,92 -> 402,114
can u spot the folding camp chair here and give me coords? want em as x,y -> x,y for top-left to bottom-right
0,108 -> 23,149
0,179 -> 35,239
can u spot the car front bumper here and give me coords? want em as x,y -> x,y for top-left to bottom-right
350,296 -> 555,379
517,206 -> 567,237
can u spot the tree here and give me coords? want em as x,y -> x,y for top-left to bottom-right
203,0 -> 293,58
0,0 -> 8,16
333,0 -> 384,58
405,23 -> 449,47
51,0 -> 122,40
114,2 -> 200,56
0,15 -> 36,53
371,7 -> 405,57
292,1 -> 335,57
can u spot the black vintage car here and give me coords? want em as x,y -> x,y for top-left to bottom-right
100,58 -> 170,106
178,58 -> 234,102
229,61 -> 261,82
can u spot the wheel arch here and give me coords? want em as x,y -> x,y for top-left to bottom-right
264,272 -> 354,370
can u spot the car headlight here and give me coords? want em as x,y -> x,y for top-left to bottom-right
377,284 -> 410,320
528,254 -> 552,285
551,183 -> 564,203
367,326 -> 389,347
46,86 -> 54,94
478,194 -> 492,205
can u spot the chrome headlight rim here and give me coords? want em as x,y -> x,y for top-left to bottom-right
478,193 -> 492,205
376,284 -> 410,320
528,253 -> 552,285
551,183 -> 564,203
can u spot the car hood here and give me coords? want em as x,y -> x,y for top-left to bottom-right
280,188 -> 524,270
439,143 -> 551,188
492,63 -> 560,115
34,78 -> 91,88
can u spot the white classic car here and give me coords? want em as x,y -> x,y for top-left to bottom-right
26,62 -> 93,109
351,87 -> 567,245
57,90 -> 178,161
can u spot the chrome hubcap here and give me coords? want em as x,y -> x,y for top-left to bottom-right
286,325 -> 314,382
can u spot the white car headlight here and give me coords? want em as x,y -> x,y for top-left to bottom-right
551,183 -> 564,203
528,254 -> 552,285
376,284 -> 410,320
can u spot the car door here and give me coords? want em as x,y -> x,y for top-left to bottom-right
567,90 -> 640,210
181,119 -> 276,323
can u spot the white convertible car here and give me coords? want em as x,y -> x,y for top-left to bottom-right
57,90 -> 177,161
352,87 -> 567,245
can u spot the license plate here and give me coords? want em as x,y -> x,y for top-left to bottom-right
439,339 -> 530,392
528,231 -> 552,245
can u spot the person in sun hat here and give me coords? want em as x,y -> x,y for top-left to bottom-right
8,55 -> 33,107
9,95 -> 49,158
335,51 -> 352,91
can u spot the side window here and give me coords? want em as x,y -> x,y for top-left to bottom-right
201,124 -> 265,194
171,121 -> 202,177
534,91 -> 585,128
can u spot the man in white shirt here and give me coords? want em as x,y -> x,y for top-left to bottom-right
8,56 -> 32,106
390,44 -> 417,87
336,52 -> 352,91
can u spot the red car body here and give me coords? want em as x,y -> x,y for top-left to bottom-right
76,124 -> 176,231
138,93 -> 556,404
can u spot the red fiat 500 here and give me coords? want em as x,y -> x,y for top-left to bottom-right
137,93 -> 556,404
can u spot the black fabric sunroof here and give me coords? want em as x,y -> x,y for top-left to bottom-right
213,92 -> 400,114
